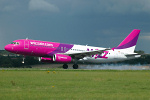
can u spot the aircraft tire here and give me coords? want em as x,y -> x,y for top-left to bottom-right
63,64 -> 68,69
73,64 -> 78,69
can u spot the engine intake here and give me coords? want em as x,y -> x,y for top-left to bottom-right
53,54 -> 72,63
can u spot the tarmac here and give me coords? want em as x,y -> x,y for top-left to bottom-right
31,64 -> 150,70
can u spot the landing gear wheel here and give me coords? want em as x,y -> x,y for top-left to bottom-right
63,64 -> 68,69
73,64 -> 78,69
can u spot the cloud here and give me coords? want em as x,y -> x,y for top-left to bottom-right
139,32 -> 150,40
0,29 -> 9,49
0,0 -> 18,12
2,5 -> 16,12
0,0 -> 150,53
97,0 -> 150,14
68,0 -> 150,15
140,36 -> 150,40
29,0 -> 59,12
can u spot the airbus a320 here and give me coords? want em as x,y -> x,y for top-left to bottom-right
5,29 -> 141,69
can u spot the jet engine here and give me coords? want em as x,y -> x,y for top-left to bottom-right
53,54 -> 72,63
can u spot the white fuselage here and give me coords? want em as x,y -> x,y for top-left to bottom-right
64,44 -> 140,63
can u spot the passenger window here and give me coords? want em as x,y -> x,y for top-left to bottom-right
61,47 -> 63,51
64,47 -> 66,51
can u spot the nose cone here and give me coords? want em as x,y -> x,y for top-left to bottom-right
4,45 -> 12,52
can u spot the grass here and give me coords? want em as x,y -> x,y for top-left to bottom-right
0,69 -> 150,100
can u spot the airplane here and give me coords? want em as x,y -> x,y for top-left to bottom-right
4,29 -> 141,69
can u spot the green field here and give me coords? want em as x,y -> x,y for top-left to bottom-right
0,69 -> 150,100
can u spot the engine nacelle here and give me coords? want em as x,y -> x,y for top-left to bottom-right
53,54 -> 72,63
39,57 -> 53,63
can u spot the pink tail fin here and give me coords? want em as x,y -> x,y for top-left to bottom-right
115,29 -> 140,52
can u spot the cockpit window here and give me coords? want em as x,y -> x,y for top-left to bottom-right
11,42 -> 19,45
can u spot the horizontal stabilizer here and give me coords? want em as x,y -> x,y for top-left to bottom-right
125,54 -> 141,58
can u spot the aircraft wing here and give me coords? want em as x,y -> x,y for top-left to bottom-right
66,48 -> 110,59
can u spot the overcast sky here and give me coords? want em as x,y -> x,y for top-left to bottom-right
0,0 -> 150,53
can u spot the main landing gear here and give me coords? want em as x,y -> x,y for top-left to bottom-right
63,64 -> 68,69
73,64 -> 78,69
63,64 -> 79,69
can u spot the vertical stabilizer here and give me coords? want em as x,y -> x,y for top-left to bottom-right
115,29 -> 140,52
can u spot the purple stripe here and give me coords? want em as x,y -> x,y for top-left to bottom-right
48,43 -> 74,56
115,34 -> 139,49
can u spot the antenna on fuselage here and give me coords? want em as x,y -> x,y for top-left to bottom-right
26,37 -> 28,40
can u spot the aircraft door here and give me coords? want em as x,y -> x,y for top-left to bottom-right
24,40 -> 29,49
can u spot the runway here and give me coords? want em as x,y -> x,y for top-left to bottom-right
31,64 -> 150,70
79,64 -> 150,70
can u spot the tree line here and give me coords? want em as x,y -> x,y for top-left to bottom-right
0,50 -> 149,68
0,50 -> 40,68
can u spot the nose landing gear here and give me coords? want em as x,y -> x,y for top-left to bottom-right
22,57 -> 25,64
